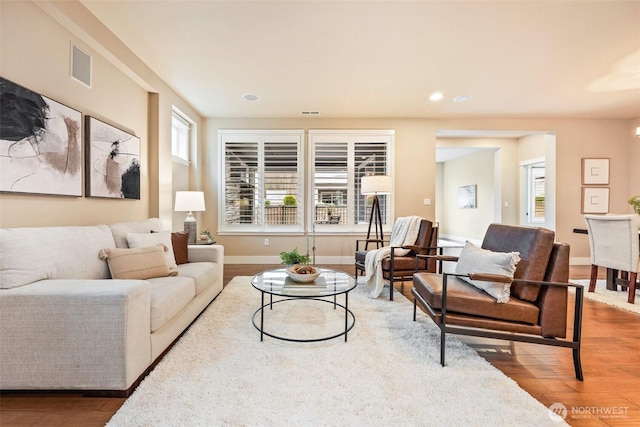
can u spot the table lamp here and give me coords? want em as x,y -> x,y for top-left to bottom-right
174,191 -> 206,244
361,175 -> 392,249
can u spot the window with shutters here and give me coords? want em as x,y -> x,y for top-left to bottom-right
309,130 -> 394,231
219,130 -> 304,233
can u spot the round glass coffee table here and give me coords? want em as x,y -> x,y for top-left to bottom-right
251,268 -> 356,343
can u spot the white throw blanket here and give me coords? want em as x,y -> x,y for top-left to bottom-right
365,216 -> 424,298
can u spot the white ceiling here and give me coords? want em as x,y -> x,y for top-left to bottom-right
83,0 -> 640,120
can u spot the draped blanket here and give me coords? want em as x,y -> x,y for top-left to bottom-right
365,216 -> 424,298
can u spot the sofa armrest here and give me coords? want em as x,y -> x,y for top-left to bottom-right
188,244 -> 224,264
187,244 -> 224,288
0,279 -> 151,391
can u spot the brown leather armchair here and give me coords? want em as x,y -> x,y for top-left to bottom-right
355,219 -> 438,301
412,223 -> 584,381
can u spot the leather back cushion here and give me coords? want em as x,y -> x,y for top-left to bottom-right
481,224 -> 555,302
415,220 -> 433,250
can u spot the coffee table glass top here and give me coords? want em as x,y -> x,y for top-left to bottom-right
251,268 -> 356,297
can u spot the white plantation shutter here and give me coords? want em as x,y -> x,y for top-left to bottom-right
309,130 -> 394,229
219,130 -> 303,232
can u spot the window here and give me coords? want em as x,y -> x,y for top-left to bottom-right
219,130 -> 304,233
171,111 -> 191,162
309,130 -> 394,230
526,162 -> 545,224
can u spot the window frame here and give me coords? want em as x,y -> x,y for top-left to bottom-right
171,109 -> 192,163
218,129 -> 305,235
308,129 -> 394,234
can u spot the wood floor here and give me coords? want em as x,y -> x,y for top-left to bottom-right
1,264 -> 638,426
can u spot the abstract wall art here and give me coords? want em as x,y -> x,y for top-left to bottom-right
86,116 -> 140,199
0,77 -> 82,196
457,184 -> 477,209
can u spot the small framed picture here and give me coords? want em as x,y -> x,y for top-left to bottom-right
457,184 -> 477,209
582,187 -> 609,214
581,158 -> 609,185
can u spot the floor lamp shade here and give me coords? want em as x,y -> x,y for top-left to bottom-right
361,175 -> 391,249
361,175 -> 392,195
175,191 -> 206,244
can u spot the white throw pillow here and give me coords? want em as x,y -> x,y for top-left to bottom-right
454,241 -> 520,303
127,231 -> 178,270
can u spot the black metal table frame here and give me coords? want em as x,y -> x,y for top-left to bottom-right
252,285 -> 355,343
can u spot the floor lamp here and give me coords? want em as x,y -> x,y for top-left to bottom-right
174,191 -> 206,244
361,175 -> 391,250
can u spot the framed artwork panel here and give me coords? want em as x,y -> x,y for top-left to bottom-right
581,158 -> 609,185
0,77 -> 82,196
582,187 -> 609,214
86,116 -> 140,199
457,184 -> 477,209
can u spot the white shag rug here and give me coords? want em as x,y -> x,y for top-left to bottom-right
570,279 -> 640,315
107,277 -> 566,426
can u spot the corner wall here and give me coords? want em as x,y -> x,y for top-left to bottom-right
0,1 -> 203,229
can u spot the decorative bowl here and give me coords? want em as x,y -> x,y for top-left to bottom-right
285,265 -> 320,283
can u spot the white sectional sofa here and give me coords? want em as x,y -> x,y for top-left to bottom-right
0,218 -> 224,396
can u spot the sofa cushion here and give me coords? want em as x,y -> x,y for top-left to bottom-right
176,262 -> 220,295
109,218 -> 163,248
99,245 -> 176,280
127,231 -> 178,270
0,225 -> 115,289
413,272 -> 540,325
171,231 -> 190,265
455,242 -> 520,303
146,276 -> 196,332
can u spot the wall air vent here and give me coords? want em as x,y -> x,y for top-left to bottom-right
70,43 -> 91,88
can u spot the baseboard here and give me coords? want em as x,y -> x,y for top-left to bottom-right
225,256 -> 353,265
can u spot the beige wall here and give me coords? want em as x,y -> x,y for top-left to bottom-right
207,117 -> 635,264
1,2 -> 636,265
439,149 -> 499,241
0,1 -> 203,230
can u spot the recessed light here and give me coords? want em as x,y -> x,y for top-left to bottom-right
243,94 -> 258,101
453,95 -> 472,103
429,92 -> 443,101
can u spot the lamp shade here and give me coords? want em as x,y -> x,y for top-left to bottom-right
361,175 -> 392,195
174,191 -> 206,212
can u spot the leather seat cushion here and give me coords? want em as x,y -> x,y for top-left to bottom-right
355,251 -> 426,273
413,272 -> 540,325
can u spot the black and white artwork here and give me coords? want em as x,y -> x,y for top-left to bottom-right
457,184 -> 477,209
0,77 -> 82,196
86,116 -> 140,199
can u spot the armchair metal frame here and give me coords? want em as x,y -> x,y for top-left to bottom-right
412,270 -> 584,381
355,220 -> 438,301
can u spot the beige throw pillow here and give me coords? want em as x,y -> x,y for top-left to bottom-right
99,245 -> 176,280
454,241 -> 520,303
127,231 -> 178,271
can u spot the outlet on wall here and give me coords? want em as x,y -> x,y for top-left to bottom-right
264,238 -> 269,246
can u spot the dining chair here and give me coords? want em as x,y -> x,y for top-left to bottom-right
584,214 -> 640,304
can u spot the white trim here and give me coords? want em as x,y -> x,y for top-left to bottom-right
219,129 -> 305,135
570,257 -> 591,266
225,255 -> 354,265
308,129 -> 395,136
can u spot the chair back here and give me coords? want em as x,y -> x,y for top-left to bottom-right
414,219 -> 434,253
584,214 -> 640,272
